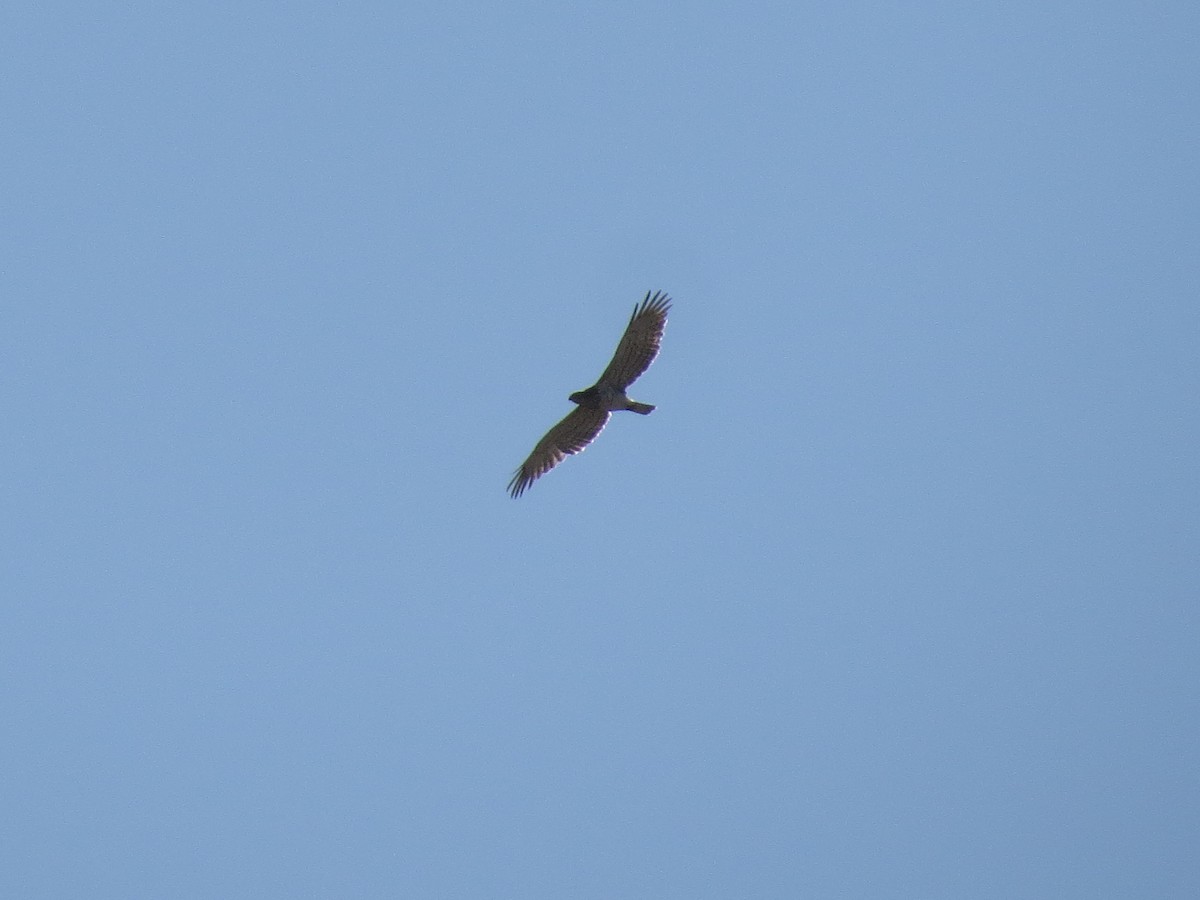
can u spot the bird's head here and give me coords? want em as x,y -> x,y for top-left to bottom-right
568,387 -> 598,407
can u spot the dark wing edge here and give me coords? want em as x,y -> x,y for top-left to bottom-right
508,406 -> 611,497
596,290 -> 671,390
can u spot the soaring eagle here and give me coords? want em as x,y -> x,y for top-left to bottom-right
508,290 -> 671,498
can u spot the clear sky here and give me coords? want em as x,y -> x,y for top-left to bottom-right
4,2 -> 1198,897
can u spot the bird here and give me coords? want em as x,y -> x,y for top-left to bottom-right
508,290 -> 671,498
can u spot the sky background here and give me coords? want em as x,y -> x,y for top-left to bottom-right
3,1 -> 1198,897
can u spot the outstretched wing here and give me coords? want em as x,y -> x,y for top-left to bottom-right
596,291 -> 671,391
508,406 -> 611,498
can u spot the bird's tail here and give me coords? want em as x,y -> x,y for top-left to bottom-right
627,401 -> 655,415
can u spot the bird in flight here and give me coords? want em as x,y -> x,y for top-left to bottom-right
508,290 -> 672,498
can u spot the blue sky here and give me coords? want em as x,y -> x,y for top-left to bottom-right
3,2 -> 1198,896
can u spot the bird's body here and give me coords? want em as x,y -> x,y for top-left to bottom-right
508,291 -> 671,498
568,384 -> 653,414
